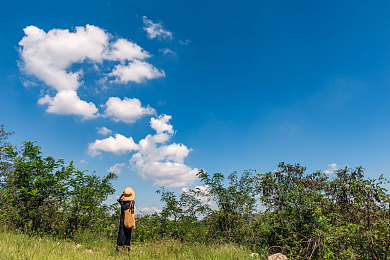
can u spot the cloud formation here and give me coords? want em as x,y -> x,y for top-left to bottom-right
19,25 -> 163,119
88,134 -> 138,156
107,163 -> 126,175
142,16 -> 173,40
38,90 -> 99,119
104,97 -> 156,123
109,60 -> 165,84
88,115 -> 197,187
150,114 -> 174,134
130,115 -> 198,188
137,206 -> 162,214
19,25 -> 198,188
324,163 -> 340,174
159,48 -> 175,55
97,126 -> 112,136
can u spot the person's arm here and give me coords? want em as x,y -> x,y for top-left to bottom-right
131,200 -> 135,213
117,192 -> 124,202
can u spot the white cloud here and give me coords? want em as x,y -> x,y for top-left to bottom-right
150,114 -> 174,134
109,60 -> 165,84
107,38 -> 150,61
19,25 -> 163,118
159,48 -> 175,55
97,126 -> 112,135
324,163 -> 339,174
130,115 -> 197,188
104,97 -> 156,123
88,134 -> 138,156
88,115 -> 197,187
19,25 -> 108,91
178,39 -> 191,45
142,16 -> 173,40
131,158 -> 198,188
107,162 -> 126,175
38,90 -> 98,119
137,206 -> 162,214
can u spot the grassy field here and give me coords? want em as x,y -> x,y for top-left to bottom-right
0,231 -> 263,260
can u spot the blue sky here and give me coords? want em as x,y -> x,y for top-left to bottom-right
1,0 -> 390,212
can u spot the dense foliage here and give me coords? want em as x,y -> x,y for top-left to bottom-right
1,125 -> 389,259
134,165 -> 390,259
0,127 -> 117,238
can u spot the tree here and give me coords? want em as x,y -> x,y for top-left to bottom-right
0,124 -> 14,183
0,124 -> 14,224
2,141 -> 73,234
1,140 -> 117,237
196,169 -> 257,242
66,169 -> 116,236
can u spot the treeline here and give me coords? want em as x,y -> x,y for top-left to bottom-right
0,125 -> 118,238
137,166 -> 390,259
1,125 -> 390,259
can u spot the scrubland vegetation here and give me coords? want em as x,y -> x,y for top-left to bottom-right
1,124 -> 389,259
0,231 -> 254,260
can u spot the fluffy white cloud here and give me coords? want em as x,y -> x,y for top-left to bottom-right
150,114 -> 174,134
324,163 -> 340,174
19,25 -> 108,91
131,158 -> 198,188
136,135 -> 191,164
19,25 -> 163,118
109,60 -> 165,84
88,134 -> 138,156
97,126 -> 112,135
107,38 -> 150,61
107,163 -> 126,175
104,97 -> 156,123
142,16 -> 173,40
88,115 -> 197,187
38,90 -> 98,119
130,115 -> 197,188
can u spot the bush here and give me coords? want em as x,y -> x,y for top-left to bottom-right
0,140 -> 117,238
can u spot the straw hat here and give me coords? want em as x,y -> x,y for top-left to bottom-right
123,187 -> 135,201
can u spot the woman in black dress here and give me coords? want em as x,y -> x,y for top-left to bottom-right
116,187 -> 135,251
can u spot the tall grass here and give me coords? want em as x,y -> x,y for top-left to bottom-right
0,231 -> 262,260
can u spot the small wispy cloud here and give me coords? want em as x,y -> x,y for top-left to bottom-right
142,16 -> 173,40
137,206 -> 162,214
178,39 -> 191,45
159,48 -> 175,55
97,126 -> 112,136
324,163 -> 344,174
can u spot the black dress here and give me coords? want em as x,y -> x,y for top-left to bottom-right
116,199 -> 135,247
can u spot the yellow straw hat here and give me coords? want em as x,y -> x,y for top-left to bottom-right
123,187 -> 135,201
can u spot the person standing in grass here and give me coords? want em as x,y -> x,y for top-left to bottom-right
116,187 -> 135,251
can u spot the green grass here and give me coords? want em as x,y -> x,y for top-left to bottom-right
0,231 -> 263,259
